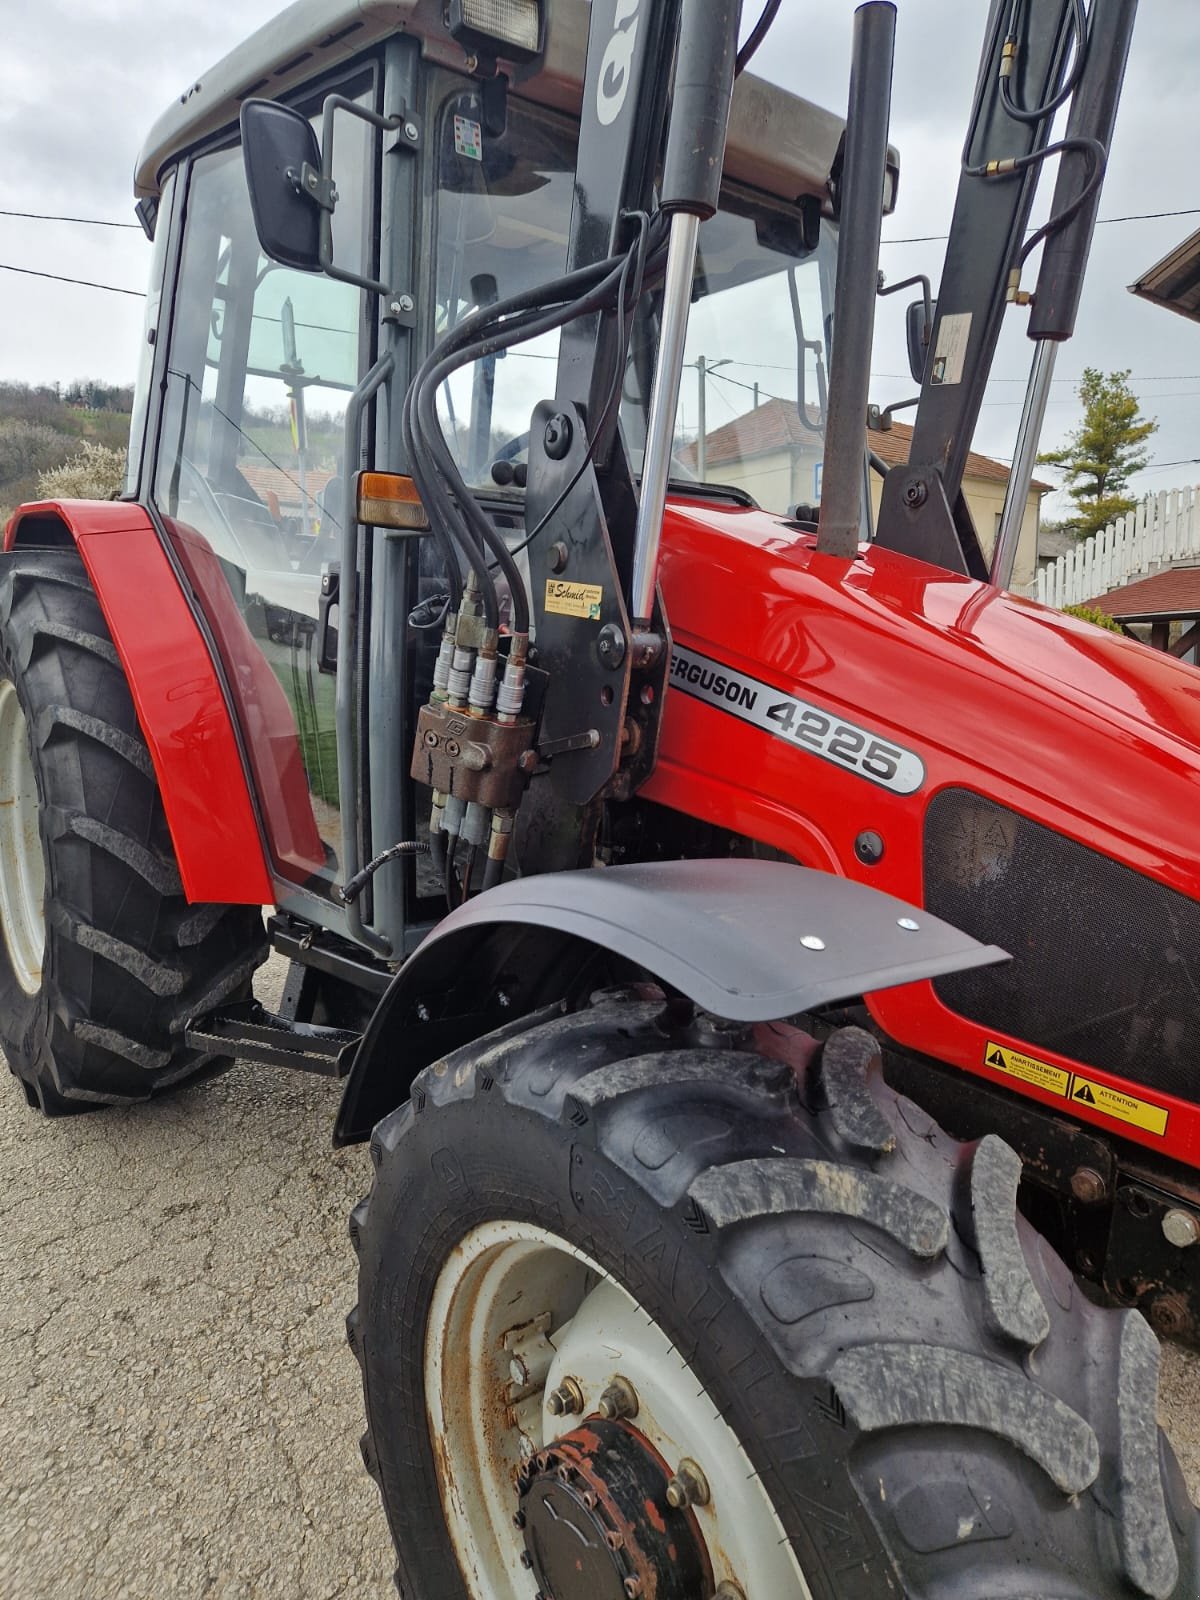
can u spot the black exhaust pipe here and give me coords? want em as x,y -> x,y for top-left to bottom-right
816,1 -> 897,560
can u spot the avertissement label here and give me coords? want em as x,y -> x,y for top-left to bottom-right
984,1041 -> 1169,1137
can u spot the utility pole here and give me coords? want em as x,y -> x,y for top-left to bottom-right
695,356 -> 732,481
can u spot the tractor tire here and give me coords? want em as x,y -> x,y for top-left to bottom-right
349,995 -> 1198,1600
0,548 -> 266,1114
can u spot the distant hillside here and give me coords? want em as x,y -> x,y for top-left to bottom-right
0,381 -> 133,522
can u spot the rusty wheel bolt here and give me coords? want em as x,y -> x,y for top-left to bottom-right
597,1377 -> 639,1421
547,1377 -> 584,1416
714,1584 -> 746,1600
520,1550 -> 534,1569
665,1458 -> 711,1510
604,1530 -> 624,1552
623,1580 -> 643,1598
556,1463 -> 574,1484
512,1510 -> 526,1530
1070,1167 -> 1106,1204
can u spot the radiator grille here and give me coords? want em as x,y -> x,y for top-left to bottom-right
924,789 -> 1199,1101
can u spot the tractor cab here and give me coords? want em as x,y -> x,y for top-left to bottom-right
125,0 -> 875,957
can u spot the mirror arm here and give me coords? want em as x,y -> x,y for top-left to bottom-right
313,95 -> 406,299
867,394 -> 918,433
878,270 -> 933,328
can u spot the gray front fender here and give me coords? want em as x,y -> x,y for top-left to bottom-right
334,859 -> 1006,1144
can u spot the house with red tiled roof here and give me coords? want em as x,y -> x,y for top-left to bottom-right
687,399 -> 1051,592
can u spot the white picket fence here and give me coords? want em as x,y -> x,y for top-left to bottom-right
1036,486 -> 1200,609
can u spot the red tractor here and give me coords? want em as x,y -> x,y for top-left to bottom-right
2,0 -> 1196,1593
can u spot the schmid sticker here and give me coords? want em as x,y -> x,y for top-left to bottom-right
984,1041 -> 1071,1098
669,645 -> 925,795
1068,1073 -> 1169,1137
545,580 -> 603,620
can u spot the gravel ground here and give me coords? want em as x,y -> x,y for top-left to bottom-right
1,954 -> 1198,1599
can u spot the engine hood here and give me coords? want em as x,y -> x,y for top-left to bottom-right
656,498 -> 1200,898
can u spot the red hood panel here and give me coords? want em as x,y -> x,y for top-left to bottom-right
655,499 -> 1200,896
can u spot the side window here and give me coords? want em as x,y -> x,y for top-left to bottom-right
152,79 -> 375,892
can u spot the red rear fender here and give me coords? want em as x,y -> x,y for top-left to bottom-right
5,500 -> 274,906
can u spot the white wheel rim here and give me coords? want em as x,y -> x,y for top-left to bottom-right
425,1218 -> 812,1600
0,678 -> 46,995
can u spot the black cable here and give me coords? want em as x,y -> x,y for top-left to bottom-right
444,836 -> 460,914
1016,137 -> 1106,267
338,840 -> 430,905
735,0 -> 782,75
408,220 -> 668,631
460,846 -> 478,906
964,137 -> 1107,268
1000,0 -> 1089,124
0,206 -> 140,229
494,212 -> 655,570
409,592 -> 452,630
0,261 -> 144,297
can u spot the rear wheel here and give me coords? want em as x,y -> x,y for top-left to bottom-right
0,548 -> 266,1113
350,996 -> 1198,1599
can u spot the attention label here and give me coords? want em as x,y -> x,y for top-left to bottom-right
983,1042 -> 1169,1137
1067,1073 -> 1169,1136
545,580 -> 603,620
984,1041 -> 1070,1097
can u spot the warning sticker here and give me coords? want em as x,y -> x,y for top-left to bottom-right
1068,1073 -> 1169,1137
453,114 -> 483,161
545,579 -> 603,620
930,311 -> 972,387
984,1041 -> 1070,1097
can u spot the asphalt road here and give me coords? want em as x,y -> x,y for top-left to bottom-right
1,955 -> 1198,1599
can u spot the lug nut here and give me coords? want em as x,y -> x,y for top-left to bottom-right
546,1377 -> 584,1417
665,1458 -> 711,1510
598,1377 -> 639,1421
520,1550 -> 534,1569
1163,1208 -> 1200,1248
623,1580 -> 643,1599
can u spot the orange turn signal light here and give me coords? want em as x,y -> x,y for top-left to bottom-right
356,471 -> 429,532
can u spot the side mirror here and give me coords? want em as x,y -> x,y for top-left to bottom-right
240,100 -> 323,272
906,295 -> 937,384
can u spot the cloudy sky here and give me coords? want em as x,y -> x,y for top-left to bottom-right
2,0 -> 1199,515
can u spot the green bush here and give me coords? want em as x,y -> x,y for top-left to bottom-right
1063,603 -> 1125,635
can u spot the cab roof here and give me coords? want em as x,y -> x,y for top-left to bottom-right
135,0 -> 898,213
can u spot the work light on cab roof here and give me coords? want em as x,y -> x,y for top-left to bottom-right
446,0 -> 545,64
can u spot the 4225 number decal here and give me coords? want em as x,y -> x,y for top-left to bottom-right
670,645 -> 925,795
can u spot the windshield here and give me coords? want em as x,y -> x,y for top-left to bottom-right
434,85 -> 836,516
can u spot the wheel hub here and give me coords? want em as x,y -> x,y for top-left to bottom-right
516,1417 -> 711,1600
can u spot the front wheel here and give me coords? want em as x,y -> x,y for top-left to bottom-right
349,997 -> 1197,1600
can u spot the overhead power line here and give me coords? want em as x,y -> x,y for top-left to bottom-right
0,207 -> 140,229
883,205 -> 1200,246
0,262 -> 145,297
